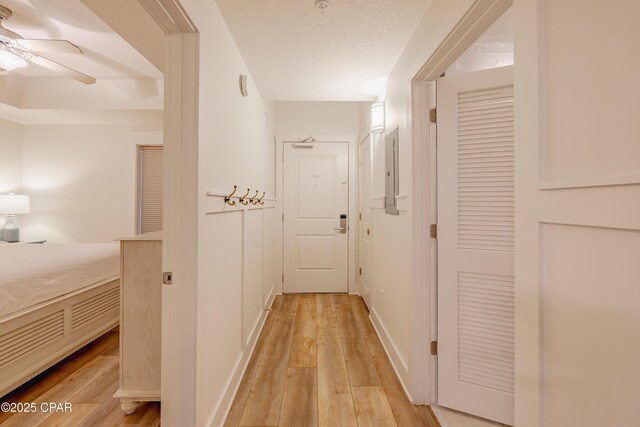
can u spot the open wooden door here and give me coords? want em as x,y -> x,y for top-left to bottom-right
437,66 -> 514,425
358,136 -> 372,308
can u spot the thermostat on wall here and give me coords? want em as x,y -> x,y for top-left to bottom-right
239,74 -> 249,97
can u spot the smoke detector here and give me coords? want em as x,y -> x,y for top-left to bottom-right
315,0 -> 329,13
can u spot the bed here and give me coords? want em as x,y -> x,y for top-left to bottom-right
0,243 -> 120,397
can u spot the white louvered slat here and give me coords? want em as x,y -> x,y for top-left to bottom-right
138,146 -> 163,234
458,86 -> 514,252
458,271 -> 514,394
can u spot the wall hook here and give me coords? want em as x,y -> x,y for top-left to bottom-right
257,192 -> 266,205
239,188 -> 251,206
225,185 -> 237,206
249,190 -> 260,205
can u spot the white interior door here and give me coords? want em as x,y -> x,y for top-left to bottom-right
358,136 -> 372,307
284,142 -> 349,293
437,66 -> 514,425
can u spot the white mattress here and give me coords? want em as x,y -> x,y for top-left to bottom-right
0,243 -> 120,318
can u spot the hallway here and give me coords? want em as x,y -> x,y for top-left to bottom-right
225,294 -> 439,426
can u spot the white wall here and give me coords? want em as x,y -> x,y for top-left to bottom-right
514,1 -> 640,426
0,118 -> 23,229
158,2 -> 278,426
361,0 -> 475,399
19,124 -> 161,243
274,101 -> 360,136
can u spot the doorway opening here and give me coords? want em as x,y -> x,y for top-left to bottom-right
410,1 -> 514,426
276,135 -> 359,295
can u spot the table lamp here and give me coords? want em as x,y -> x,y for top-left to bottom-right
0,193 -> 31,242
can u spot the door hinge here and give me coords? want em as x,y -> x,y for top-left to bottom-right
430,224 -> 438,239
162,272 -> 173,285
359,267 -> 362,275
282,273 -> 284,282
429,108 -> 437,124
359,213 -> 362,220
430,340 -> 438,356
282,213 -> 284,222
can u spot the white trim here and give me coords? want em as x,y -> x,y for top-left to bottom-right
407,80 -> 436,405
538,174 -> 640,191
513,1 -> 542,424
138,0 -> 197,34
395,194 -> 410,212
414,0 -> 513,81
275,134 -> 359,295
369,308 -> 411,398
159,32 -> 200,427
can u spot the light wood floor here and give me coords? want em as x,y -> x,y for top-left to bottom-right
225,294 -> 440,427
0,330 -> 160,427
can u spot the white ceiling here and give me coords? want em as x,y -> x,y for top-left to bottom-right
216,0 -> 432,101
1,0 -> 162,79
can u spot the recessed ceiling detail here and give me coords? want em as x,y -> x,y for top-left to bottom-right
216,0 -> 432,101
0,0 -> 161,80
0,4 -> 97,84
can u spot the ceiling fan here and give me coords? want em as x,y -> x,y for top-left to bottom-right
0,4 -> 95,84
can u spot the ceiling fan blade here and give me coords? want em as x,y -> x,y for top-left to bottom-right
17,39 -> 82,54
0,25 -> 22,41
28,55 -> 96,85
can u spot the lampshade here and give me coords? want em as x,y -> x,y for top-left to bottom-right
0,49 -> 28,72
371,102 -> 385,134
0,194 -> 31,215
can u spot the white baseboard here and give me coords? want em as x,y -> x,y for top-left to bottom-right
369,307 -> 413,402
205,291 -> 276,427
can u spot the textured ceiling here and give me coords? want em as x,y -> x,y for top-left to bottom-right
216,0 -> 432,101
0,0 -> 162,79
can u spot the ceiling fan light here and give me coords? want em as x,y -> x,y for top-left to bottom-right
0,49 -> 27,71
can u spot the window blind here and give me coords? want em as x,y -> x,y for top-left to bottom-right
137,146 -> 163,234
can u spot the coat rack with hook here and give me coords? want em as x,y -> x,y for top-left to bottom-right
211,186 -> 271,208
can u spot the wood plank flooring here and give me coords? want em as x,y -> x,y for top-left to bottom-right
0,330 -> 160,427
226,294 -> 440,427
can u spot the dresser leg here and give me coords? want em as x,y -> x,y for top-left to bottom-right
120,399 -> 140,415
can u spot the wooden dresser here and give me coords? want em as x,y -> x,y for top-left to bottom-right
113,231 -> 162,414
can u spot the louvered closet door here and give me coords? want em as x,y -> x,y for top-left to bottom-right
437,66 -> 514,425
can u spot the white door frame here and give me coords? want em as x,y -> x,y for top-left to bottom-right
135,2 -> 199,426
408,0 -> 513,405
275,134 -> 359,295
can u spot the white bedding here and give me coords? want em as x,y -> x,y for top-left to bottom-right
0,243 -> 119,318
